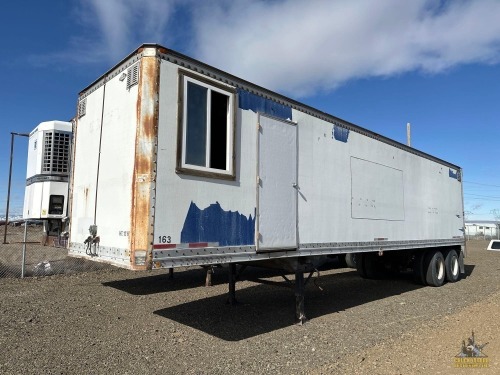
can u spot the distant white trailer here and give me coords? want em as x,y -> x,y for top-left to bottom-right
465,221 -> 498,239
23,121 -> 72,232
68,44 -> 465,321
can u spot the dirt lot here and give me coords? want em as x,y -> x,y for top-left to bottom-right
1,240 -> 499,374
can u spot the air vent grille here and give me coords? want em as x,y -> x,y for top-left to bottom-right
42,131 -> 71,174
78,98 -> 86,118
127,63 -> 140,89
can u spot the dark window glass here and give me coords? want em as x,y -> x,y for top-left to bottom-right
49,195 -> 64,215
210,90 -> 228,170
185,82 -> 207,167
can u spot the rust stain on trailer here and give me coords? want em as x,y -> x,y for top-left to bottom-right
130,48 -> 159,270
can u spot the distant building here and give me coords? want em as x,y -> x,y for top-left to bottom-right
465,221 -> 499,239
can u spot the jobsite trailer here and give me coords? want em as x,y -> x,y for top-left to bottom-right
68,44 -> 465,322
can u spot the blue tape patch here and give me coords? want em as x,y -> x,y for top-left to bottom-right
238,89 -> 292,121
333,125 -> 349,143
181,201 -> 255,246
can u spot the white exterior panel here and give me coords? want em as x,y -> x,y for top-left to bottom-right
70,86 -> 104,242
69,70 -> 139,265
93,71 -> 138,250
294,110 -> 463,244
153,61 -> 257,249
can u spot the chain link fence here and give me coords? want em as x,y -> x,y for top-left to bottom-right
0,221 -> 114,278
466,234 -> 499,241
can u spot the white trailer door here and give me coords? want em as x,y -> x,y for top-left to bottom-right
257,114 -> 297,251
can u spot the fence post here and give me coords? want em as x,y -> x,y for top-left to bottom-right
3,132 -> 29,244
21,220 -> 28,278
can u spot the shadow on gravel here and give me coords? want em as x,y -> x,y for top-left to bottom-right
103,265 -> 303,295
464,264 -> 475,278
153,270 -> 425,341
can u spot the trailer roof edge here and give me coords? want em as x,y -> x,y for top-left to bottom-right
78,43 -> 462,171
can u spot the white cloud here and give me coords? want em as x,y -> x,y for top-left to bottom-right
84,0 -> 178,61
189,0 -> 500,96
34,0 -> 179,67
40,0 -> 500,97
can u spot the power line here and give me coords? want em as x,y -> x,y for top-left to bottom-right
464,193 -> 500,199
466,197 -> 500,202
464,180 -> 500,188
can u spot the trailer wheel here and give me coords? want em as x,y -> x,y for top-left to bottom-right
413,251 -> 427,285
345,253 -> 357,269
444,249 -> 460,282
337,254 -> 348,268
356,253 -> 382,279
424,250 -> 445,287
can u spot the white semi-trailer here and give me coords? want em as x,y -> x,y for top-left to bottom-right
23,120 -> 72,240
68,44 -> 465,322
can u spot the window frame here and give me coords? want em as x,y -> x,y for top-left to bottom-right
176,70 -> 237,180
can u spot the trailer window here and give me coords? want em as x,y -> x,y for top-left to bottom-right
178,72 -> 235,179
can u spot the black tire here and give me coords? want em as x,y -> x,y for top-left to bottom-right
424,250 -> 445,287
356,253 -> 382,279
337,254 -> 348,268
444,249 -> 460,282
413,251 -> 427,285
345,253 -> 357,269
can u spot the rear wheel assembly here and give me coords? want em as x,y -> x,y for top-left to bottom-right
444,249 -> 460,282
356,252 -> 383,279
423,250 -> 445,287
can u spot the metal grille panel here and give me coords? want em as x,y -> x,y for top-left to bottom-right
78,98 -> 86,118
126,63 -> 139,89
42,131 -> 71,174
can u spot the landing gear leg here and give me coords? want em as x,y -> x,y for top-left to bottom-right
295,271 -> 307,325
227,263 -> 238,305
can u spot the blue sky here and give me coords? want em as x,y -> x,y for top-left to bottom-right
1,0 -> 500,220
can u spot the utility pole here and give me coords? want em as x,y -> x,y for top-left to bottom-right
406,122 -> 411,147
491,209 -> 500,240
3,132 -> 29,244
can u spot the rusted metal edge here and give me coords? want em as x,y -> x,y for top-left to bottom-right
129,47 -> 160,270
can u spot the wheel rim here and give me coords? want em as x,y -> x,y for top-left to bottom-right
437,258 -> 445,280
451,256 -> 459,276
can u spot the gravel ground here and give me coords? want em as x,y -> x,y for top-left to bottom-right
0,240 -> 499,374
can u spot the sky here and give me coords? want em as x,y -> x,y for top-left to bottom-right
0,0 -> 500,220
